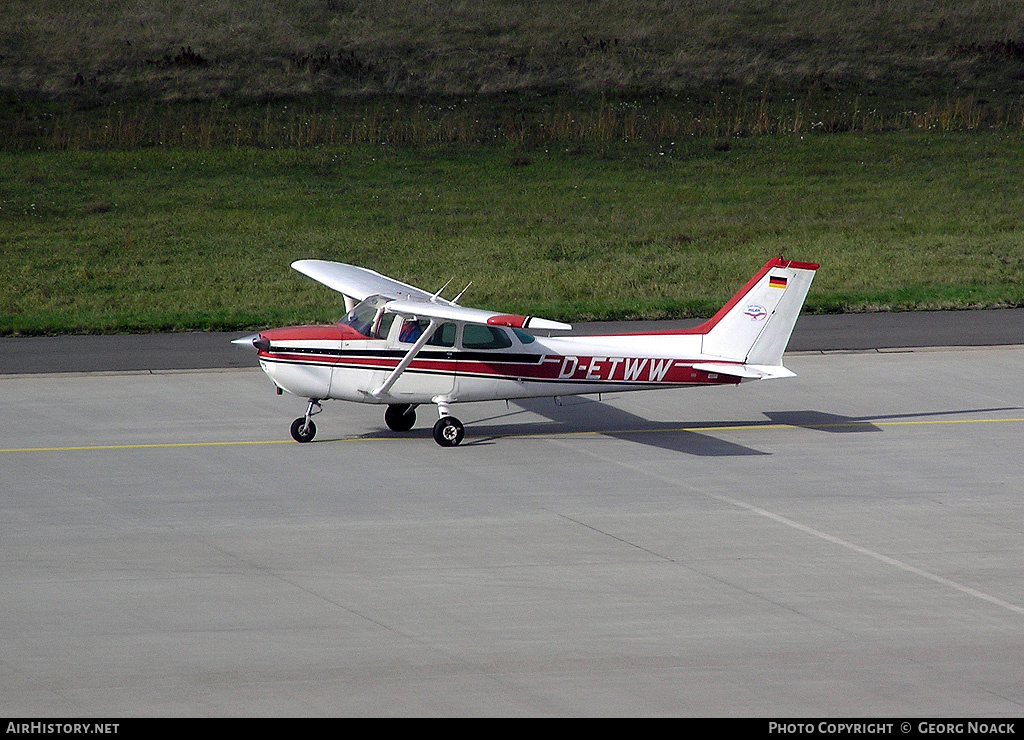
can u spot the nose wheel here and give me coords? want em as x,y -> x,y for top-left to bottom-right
290,399 -> 321,443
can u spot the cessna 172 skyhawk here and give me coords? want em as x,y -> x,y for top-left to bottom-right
234,257 -> 818,446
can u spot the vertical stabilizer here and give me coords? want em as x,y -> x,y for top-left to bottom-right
698,258 -> 819,365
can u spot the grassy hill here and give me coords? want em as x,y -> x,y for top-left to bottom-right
5,1 -> 1024,105
4,2 -> 1024,148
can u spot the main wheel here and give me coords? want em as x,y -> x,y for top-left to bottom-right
384,404 -> 416,432
290,417 -> 316,443
432,416 -> 465,447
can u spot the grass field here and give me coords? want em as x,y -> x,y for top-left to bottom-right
3,132 -> 1023,335
3,2 -> 1024,334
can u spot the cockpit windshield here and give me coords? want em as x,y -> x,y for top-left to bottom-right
338,294 -> 391,337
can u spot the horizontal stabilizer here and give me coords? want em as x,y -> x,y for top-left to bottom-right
690,362 -> 765,380
745,364 -> 797,379
690,362 -> 796,381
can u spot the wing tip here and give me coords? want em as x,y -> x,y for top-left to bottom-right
524,316 -> 573,332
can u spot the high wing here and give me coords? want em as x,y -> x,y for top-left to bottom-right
292,259 -> 435,304
383,299 -> 572,333
293,259 -> 572,332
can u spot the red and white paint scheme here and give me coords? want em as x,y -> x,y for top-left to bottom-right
234,257 -> 819,446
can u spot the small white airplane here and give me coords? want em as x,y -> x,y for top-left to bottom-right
234,257 -> 818,446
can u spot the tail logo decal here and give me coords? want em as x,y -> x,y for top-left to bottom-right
744,304 -> 768,321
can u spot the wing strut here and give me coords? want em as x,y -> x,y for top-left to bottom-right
369,319 -> 441,399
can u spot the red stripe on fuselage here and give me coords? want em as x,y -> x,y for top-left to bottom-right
259,349 -> 742,385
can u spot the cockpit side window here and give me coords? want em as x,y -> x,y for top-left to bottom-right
339,295 -> 390,337
399,320 -> 457,347
374,312 -> 397,340
398,319 -> 426,343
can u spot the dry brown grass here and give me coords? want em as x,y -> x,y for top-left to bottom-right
5,2 -> 1024,149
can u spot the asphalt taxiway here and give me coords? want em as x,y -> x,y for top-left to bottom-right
2,307 -> 1022,374
2,313 -> 1023,716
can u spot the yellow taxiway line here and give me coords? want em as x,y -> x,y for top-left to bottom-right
2,416 -> 1023,453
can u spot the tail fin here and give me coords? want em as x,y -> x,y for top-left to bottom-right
698,258 -> 819,365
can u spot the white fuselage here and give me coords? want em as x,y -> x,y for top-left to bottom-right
256,324 -> 742,406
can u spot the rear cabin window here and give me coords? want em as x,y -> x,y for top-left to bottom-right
430,322 -> 457,347
512,328 -> 536,344
462,325 -> 513,350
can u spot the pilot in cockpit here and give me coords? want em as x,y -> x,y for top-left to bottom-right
399,319 -> 424,343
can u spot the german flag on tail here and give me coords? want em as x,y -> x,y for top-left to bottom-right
769,275 -> 788,289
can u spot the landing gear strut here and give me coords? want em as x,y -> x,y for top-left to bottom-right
290,399 -> 321,443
